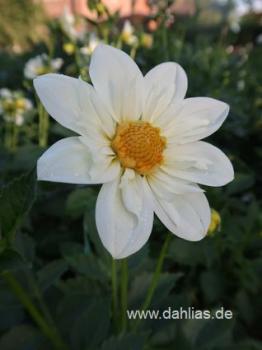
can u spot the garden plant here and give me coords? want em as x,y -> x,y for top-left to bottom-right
0,0 -> 261,349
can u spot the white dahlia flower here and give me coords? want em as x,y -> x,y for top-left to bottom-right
24,54 -> 63,80
0,89 -> 33,126
34,45 -> 234,259
59,6 -> 78,41
121,20 -> 138,46
80,33 -> 101,56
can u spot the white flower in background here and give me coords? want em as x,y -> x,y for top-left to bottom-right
24,54 -> 63,79
141,33 -> 153,49
34,45 -> 234,259
229,14 -> 241,33
13,114 -> 24,126
79,47 -> 89,56
51,58 -> 64,71
0,89 -> 33,126
121,20 -> 138,46
0,88 -> 12,99
80,34 -> 101,56
63,42 -> 76,55
237,80 -> 245,91
24,54 -> 46,79
256,33 -> 262,45
59,6 -> 78,40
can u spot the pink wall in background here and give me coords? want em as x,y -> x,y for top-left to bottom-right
39,0 -> 150,18
39,0 -> 195,18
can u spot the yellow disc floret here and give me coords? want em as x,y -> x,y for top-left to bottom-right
112,121 -> 166,175
208,209 -> 221,236
15,98 -> 26,110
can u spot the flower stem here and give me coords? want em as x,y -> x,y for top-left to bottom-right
2,271 -> 69,350
26,271 -> 57,329
134,233 -> 171,329
11,122 -> 18,152
111,258 -> 118,329
120,258 -> 128,332
74,47 -> 82,77
130,46 -> 137,60
38,101 -> 49,147
161,24 -> 169,61
4,122 -> 12,150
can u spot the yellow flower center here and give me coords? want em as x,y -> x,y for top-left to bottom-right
208,209 -> 221,236
112,121 -> 166,175
35,66 -> 49,75
15,98 -> 26,110
63,42 -> 75,55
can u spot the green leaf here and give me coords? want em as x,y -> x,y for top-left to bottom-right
63,252 -> 107,282
0,249 -> 25,272
101,333 -> 146,350
235,289 -> 254,324
60,241 -> 84,258
194,319 -> 234,349
66,187 -> 97,219
57,293 -> 92,334
151,323 -> 191,350
83,209 -> 111,263
174,325 -> 193,350
129,272 -> 182,309
222,339 -> 262,350
183,319 -> 210,346
0,324 -> 46,350
37,259 -> 68,291
200,270 -> 225,303
0,170 -> 37,241
14,233 -> 35,263
167,238 -> 210,266
0,239 -> 7,254
226,173 -> 255,195
70,298 -> 110,350
59,276 -> 103,296
60,240 -> 106,283
152,272 -> 183,308
128,245 -> 151,272
8,145 -> 42,172
0,279 -> 24,331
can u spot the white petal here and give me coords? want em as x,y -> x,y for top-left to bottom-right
37,137 -> 120,184
89,88 -> 116,138
143,62 -> 187,124
119,169 -> 142,217
34,73 -> 115,137
163,97 -> 229,143
90,44 -> 144,123
95,176 -> 153,259
147,168 -> 203,201
144,181 -> 211,241
164,141 -> 234,186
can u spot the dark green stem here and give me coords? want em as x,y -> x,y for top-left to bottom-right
26,271 -> 56,329
134,234 -> 171,329
120,259 -> 128,332
2,271 -> 69,350
111,258 -> 118,329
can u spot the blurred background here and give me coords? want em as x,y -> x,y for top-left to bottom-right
0,1 -> 261,349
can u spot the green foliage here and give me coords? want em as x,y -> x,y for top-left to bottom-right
101,333 -> 146,350
0,170 -> 37,243
0,250 -> 25,271
0,324 -> 46,350
37,259 -> 68,292
0,0 -> 46,50
0,1 -> 261,349
70,298 -> 110,350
